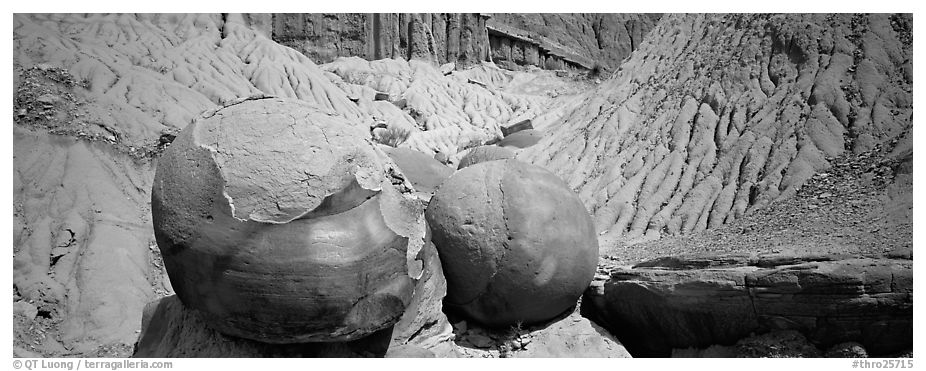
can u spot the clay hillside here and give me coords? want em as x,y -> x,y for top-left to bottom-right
12,13 -> 912,358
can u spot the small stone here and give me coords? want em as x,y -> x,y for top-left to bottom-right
36,94 -> 58,105
819,192 -> 833,198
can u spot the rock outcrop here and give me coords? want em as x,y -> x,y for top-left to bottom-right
272,14 -> 490,68
270,13 -> 659,72
450,310 -> 632,358
583,254 -> 913,356
487,14 -> 661,71
520,14 -> 913,245
425,159 -> 598,327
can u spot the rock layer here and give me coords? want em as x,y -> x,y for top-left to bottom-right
487,14 -> 661,71
583,254 -> 913,356
273,14 -> 490,68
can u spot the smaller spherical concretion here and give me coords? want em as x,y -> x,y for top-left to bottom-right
425,159 -> 599,327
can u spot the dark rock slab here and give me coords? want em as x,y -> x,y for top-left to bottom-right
584,254 -> 912,356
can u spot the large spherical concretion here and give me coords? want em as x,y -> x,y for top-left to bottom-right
424,159 -> 598,327
151,97 -> 427,343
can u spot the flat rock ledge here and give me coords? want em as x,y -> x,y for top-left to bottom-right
583,254 -> 912,357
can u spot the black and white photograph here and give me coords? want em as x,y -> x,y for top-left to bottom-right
8,6 -> 917,366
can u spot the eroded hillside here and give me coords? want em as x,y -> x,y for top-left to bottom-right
12,13 -> 913,358
520,14 -> 912,249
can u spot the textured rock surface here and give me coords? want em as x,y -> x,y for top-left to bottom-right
425,159 -> 598,327
133,239 -> 454,357
672,332 -> 882,358
520,14 -> 913,246
133,295 -> 393,357
488,14 -> 661,71
273,13 -> 489,68
321,57 -> 588,157
583,254 -> 912,356
457,145 -> 516,170
151,97 -> 427,343
450,310 -> 632,358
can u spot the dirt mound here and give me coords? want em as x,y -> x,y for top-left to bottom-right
519,14 -> 912,247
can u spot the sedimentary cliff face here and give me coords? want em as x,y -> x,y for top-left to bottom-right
272,13 -> 490,68
269,13 -> 659,72
488,13 -> 661,71
519,14 -> 912,245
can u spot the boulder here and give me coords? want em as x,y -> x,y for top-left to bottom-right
151,97 -> 428,343
584,254 -> 913,356
134,239 -> 454,357
425,159 -> 598,327
457,145 -> 516,170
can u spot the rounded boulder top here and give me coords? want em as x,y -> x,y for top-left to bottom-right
424,159 -> 599,327
151,97 -> 427,343
457,145 -> 516,170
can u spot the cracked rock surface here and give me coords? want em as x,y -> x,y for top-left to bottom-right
425,159 -> 598,327
151,97 -> 427,343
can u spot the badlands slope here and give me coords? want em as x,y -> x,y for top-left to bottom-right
520,14 -> 912,249
12,13 -> 913,357
12,13 -> 594,356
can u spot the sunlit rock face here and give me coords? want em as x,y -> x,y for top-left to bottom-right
457,145 -> 516,170
151,97 -> 429,343
425,159 -> 598,327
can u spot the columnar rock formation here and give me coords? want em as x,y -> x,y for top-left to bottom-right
520,14 -> 913,244
488,13 -> 662,71
272,13 -> 490,68
270,13 -> 660,73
